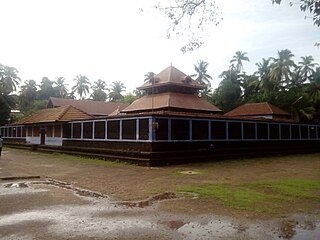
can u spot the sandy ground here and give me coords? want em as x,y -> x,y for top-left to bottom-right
0,148 -> 320,239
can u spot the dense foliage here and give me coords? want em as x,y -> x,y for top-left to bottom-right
206,49 -> 320,122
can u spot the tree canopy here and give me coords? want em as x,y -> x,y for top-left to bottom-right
155,0 -> 320,52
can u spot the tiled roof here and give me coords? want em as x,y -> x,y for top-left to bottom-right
16,105 -> 93,125
121,92 -> 221,113
137,66 -> 204,91
47,97 -> 129,116
224,102 -> 290,117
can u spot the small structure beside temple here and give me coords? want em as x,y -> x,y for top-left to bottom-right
47,97 -> 129,117
224,102 -> 291,120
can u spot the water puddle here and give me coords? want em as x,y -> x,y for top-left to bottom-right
180,171 -> 201,175
33,178 -> 110,199
0,179 -> 319,239
5,182 -> 29,188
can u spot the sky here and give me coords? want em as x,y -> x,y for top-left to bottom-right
1,0 -> 319,95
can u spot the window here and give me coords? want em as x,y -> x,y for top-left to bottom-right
155,118 -> 168,140
257,123 -> 268,139
12,127 -> 16,137
192,120 -> 209,140
27,126 -> 33,137
22,127 -> 26,137
139,119 -> 149,140
47,126 -> 53,137
211,121 -> 226,139
281,125 -> 290,139
107,121 -> 120,139
83,122 -> 93,139
94,121 -> 105,139
171,119 -> 189,140
228,122 -> 242,140
33,126 -> 40,137
291,125 -> 300,139
63,124 -> 71,138
269,124 -> 280,139
72,123 -> 81,138
122,119 -> 136,140
17,127 -> 21,137
243,122 -> 256,139
309,126 -> 317,139
301,125 -> 308,139
54,125 -> 61,137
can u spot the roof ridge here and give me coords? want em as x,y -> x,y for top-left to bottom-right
57,105 -> 72,121
265,102 -> 274,114
168,66 -> 173,82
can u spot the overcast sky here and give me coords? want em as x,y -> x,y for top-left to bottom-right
1,0 -> 319,94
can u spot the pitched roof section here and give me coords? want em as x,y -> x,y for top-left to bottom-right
137,66 -> 204,91
122,92 -> 221,113
224,102 -> 290,117
47,97 -> 129,116
16,105 -> 93,125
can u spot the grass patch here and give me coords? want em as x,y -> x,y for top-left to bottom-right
179,179 -> 320,213
248,179 -> 320,199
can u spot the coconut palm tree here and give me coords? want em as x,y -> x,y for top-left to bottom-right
191,60 -> 212,88
144,72 -> 156,83
72,75 -> 91,99
91,79 -> 108,101
230,51 -> 249,73
255,58 -> 276,93
297,56 -> 318,83
269,49 -> 296,87
19,79 -> 38,109
108,81 -> 126,102
54,77 -> 69,98
0,64 -> 21,94
307,67 -> 320,104
215,68 -> 242,111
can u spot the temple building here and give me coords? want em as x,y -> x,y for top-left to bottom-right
1,66 -> 319,166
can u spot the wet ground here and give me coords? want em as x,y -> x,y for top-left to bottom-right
0,149 -> 320,239
1,178 -> 319,239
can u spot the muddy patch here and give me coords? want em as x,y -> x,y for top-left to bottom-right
1,179 -> 320,239
158,220 -> 186,230
32,178 -> 110,199
118,192 -> 177,208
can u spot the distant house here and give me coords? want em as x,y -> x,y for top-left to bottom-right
47,97 -> 129,117
224,102 -> 291,120
15,105 -> 92,146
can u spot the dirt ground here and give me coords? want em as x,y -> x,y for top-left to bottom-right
0,148 -> 320,239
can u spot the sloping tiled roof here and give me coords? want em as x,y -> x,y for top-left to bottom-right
122,92 -> 221,113
137,66 -> 204,91
47,97 -> 129,116
224,102 -> 290,117
16,105 -> 93,125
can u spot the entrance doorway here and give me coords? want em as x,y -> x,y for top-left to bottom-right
40,128 -> 46,145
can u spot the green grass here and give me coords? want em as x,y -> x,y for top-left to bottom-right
178,179 -> 320,213
248,179 -> 320,199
